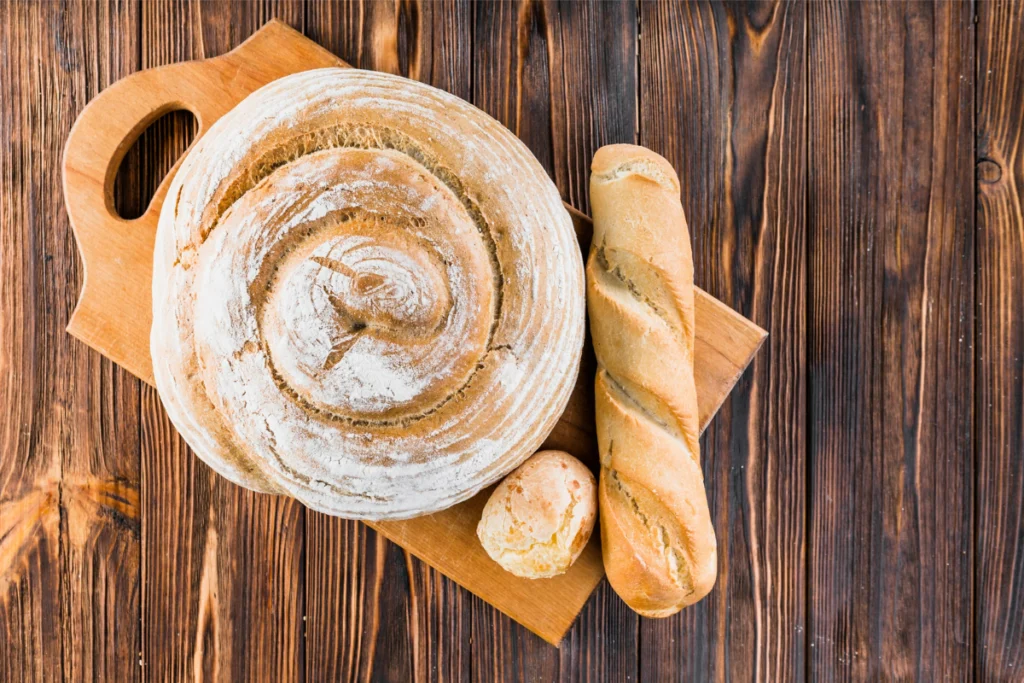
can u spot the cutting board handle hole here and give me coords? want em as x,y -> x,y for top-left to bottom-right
113,109 -> 198,220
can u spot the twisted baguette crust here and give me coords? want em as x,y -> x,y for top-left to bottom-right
587,144 -> 717,616
151,68 -> 584,520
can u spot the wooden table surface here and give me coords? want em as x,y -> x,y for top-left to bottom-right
2,1 -> 1022,681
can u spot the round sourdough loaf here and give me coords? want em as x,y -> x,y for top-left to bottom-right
151,68 -> 584,520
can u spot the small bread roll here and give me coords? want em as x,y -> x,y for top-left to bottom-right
477,450 -> 597,579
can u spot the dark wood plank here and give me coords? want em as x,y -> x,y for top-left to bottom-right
640,5 -> 730,674
0,1 -> 143,681
0,5 -> 66,679
638,1 -> 807,680
136,2 -> 307,681
140,387 -> 211,681
129,11 -> 207,680
472,1 -> 640,678
303,2 -> 475,680
807,2 -> 975,679
976,0 -> 1024,678
305,513 -> 448,681
198,0 -> 305,57
59,2 -> 144,679
393,6 -> 477,679
404,559 -> 473,682
546,1 -> 641,679
546,0 -> 639,218
149,394 -> 307,682
6,2 -> 1010,680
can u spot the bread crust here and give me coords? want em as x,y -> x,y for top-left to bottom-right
151,68 -> 585,520
477,450 -> 597,579
587,144 -> 717,616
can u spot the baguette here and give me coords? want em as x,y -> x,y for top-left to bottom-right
587,144 -> 717,616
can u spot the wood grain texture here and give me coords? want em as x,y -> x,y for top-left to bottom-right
976,0 -> 1024,678
134,3 -> 307,681
807,1 -> 975,679
8,1 -> 1024,680
1,5 -> 66,679
62,1 -> 763,653
470,0 -> 640,677
303,3 -> 475,679
470,0 -> 573,669
63,12 -> 339,384
1,2 -> 142,682
638,2 -> 807,680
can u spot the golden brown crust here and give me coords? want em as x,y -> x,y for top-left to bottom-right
476,450 -> 597,579
587,144 -> 717,616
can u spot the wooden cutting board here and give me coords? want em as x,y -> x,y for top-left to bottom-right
62,20 -> 766,645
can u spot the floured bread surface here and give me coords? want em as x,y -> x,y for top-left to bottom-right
151,68 -> 585,520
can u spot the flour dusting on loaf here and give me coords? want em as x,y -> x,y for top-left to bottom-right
151,68 -> 584,520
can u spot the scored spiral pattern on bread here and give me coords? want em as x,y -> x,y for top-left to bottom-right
588,144 -> 716,616
151,68 -> 584,520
